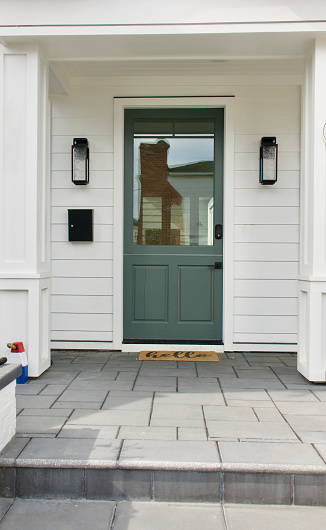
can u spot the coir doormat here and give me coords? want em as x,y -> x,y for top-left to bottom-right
138,350 -> 219,362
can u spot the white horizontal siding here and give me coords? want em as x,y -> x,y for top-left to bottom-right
234,226 -> 299,244
234,316 -> 297,334
52,277 -> 113,296
234,262 -> 298,280
52,260 -> 113,277
52,171 -> 113,189
234,280 -> 297,298
52,135 -> 113,154
234,171 -> 299,189
52,313 -> 113,332
52,207 -> 113,225
234,243 -> 299,262
52,189 -> 113,207
234,298 -> 297,316
51,331 -> 113,341
233,333 -> 297,344
50,76 -> 300,348
52,224 -> 113,242
234,207 -> 299,225
52,117 -> 113,136
52,295 -> 113,314
52,242 -> 112,260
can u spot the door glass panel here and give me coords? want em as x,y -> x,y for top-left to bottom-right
133,120 -> 214,246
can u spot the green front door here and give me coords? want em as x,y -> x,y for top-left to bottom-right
123,108 -> 224,343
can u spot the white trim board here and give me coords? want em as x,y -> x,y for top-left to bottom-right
113,96 -> 235,351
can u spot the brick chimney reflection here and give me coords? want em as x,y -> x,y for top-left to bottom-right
138,140 -> 181,245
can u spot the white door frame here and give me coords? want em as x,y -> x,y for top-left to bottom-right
113,96 -> 235,352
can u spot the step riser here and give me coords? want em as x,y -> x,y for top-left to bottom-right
1,467 -> 326,506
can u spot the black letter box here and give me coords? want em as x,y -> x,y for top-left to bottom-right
68,209 -> 93,241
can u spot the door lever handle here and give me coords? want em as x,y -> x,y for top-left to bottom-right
208,262 -> 223,269
215,224 -> 223,239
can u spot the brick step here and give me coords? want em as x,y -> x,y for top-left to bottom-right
1,462 -> 326,506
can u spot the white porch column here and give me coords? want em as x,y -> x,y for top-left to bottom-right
298,39 -> 326,382
0,43 -> 51,376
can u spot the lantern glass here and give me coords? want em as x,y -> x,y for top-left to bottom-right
260,137 -> 278,185
72,138 -> 89,185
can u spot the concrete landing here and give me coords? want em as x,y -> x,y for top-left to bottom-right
0,351 -> 326,505
1,499 -> 326,529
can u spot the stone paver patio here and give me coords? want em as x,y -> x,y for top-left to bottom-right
1,350 -> 326,505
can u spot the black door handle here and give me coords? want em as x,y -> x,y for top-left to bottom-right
215,224 -> 223,239
207,262 -> 223,269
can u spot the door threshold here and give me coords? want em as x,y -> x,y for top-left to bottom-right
122,342 -> 224,353
123,339 -> 223,345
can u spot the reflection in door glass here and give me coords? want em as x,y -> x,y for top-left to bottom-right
133,124 -> 214,246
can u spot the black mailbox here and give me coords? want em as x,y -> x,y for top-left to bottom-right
68,209 -> 93,241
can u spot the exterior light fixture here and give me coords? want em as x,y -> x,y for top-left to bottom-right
259,137 -> 278,185
72,138 -> 89,185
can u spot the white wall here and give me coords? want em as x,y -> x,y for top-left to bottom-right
51,73 -> 300,350
2,0 -> 325,26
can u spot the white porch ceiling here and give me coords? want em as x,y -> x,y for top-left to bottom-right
3,30 -> 316,89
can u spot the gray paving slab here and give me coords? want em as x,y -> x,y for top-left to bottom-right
178,427 -> 208,441
224,504 -> 326,530
222,389 -> 271,401
234,369 -> 278,379
58,425 -> 119,439
0,437 -> 30,459
17,437 -> 121,464
101,395 -> 152,411
16,415 -> 68,435
39,384 -> 70,395
203,405 -> 257,422
154,392 -> 225,405
15,384 -> 47,395
151,404 -> 203,420
275,401 -> 326,415
196,365 -> 235,375
72,372 -> 118,381
36,373 -> 77,384
224,399 -> 274,408
313,444 -> 326,462
16,395 -> 58,409
69,380 -> 134,391
119,440 -> 220,469
285,384 -> 326,390
116,371 -> 139,380
0,499 -> 115,530
51,401 -> 103,409
55,363 -> 106,372
207,420 -> 298,441
118,426 -> 177,440
178,383 -> 221,393
20,408 -> 73,417
254,407 -> 285,422
296,431 -> 326,443
136,376 -> 176,386
285,414 -> 326,432
218,441 -> 325,466
219,378 -> 285,390
0,498 -> 12,520
151,417 -> 206,429
106,390 -> 153,397
311,390 -> 326,401
57,389 -> 108,402
113,501 -> 225,530
268,390 -> 319,402
68,409 -> 151,426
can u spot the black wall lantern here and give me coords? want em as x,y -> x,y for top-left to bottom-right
72,138 -> 89,185
259,137 -> 278,185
